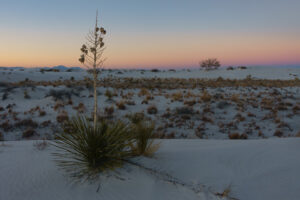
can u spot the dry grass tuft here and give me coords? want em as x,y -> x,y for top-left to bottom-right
147,105 -> 158,115
116,101 -> 126,110
200,90 -> 212,102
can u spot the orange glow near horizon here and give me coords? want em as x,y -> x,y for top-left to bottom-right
1,31 -> 300,68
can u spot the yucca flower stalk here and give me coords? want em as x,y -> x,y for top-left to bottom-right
79,10 -> 107,131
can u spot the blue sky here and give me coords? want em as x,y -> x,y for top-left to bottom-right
0,0 -> 299,68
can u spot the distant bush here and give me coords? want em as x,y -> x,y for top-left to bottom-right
200,58 -> 221,70
238,66 -> 247,70
151,69 -> 160,72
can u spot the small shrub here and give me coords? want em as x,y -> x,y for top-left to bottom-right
184,100 -> 196,106
0,121 -> 12,132
138,88 -> 150,97
200,90 -> 212,102
15,119 -> 38,128
104,106 -> 114,118
24,90 -> 31,99
125,100 -> 136,106
116,101 -> 126,110
54,101 -> 65,111
176,106 -> 194,115
39,110 -> 46,117
240,133 -> 248,139
67,99 -> 73,105
2,92 -> 8,101
172,92 -> 183,101
274,130 -> 283,137
141,99 -> 148,104
56,111 -> 69,123
126,112 -> 145,124
22,128 -> 36,138
131,121 -> 159,157
53,116 -> 134,181
292,105 -> 300,113
41,120 -> 51,127
105,89 -> 114,100
147,105 -> 158,115
229,133 -> 247,139
230,94 -> 240,103
73,103 -> 86,113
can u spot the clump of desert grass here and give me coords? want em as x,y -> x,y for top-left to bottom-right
130,120 -> 160,157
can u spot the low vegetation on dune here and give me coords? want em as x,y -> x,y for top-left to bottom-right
53,116 -> 133,181
50,14 -> 162,185
6,76 -> 300,89
53,116 -> 160,181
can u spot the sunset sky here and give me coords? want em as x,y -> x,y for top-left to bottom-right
0,0 -> 300,68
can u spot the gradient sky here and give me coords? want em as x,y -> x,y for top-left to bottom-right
0,0 -> 300,68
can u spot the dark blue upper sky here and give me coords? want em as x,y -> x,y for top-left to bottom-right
1,0 -> 300,67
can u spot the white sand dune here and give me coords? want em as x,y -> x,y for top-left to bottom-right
0,66 -> 299,82
1,138 -> 300,200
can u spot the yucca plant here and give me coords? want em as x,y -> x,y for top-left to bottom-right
131,121 -> 160,157
53,116 -> 134,182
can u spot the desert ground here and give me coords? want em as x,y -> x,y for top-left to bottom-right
1,66 -> 299,140
1,66 -> 300,200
